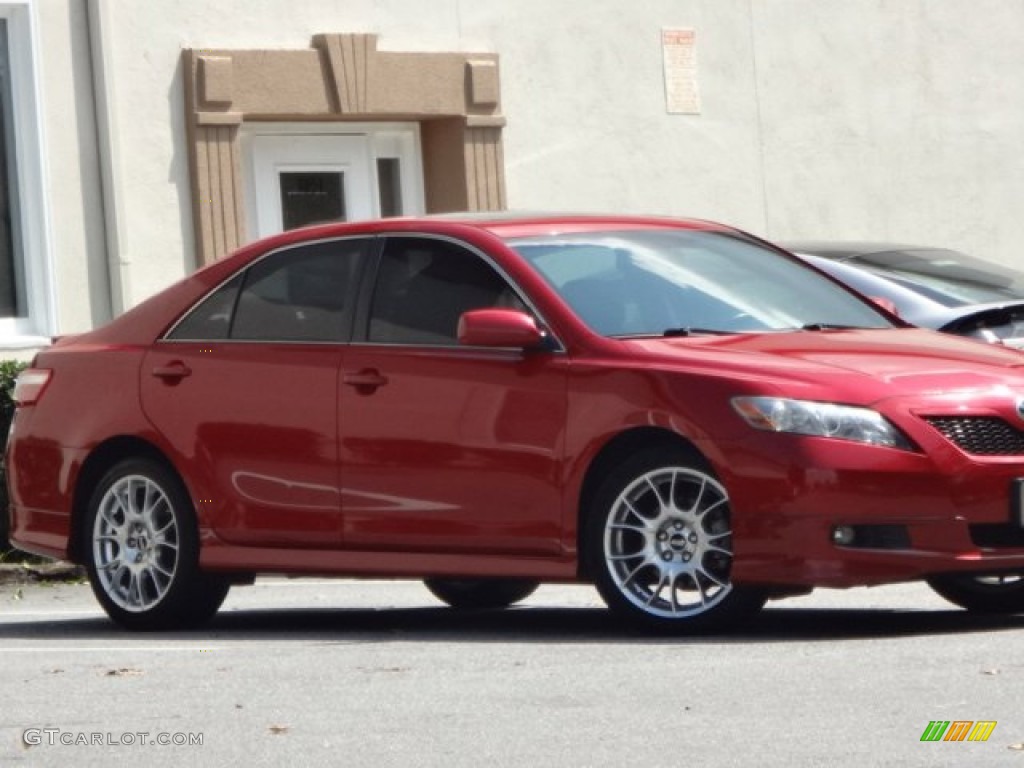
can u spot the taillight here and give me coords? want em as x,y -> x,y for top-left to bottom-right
13,368 -> 52,406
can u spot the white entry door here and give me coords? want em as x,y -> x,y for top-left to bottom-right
249,134 -> 374,239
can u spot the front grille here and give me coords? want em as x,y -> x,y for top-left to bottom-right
924,416 -> 1024,456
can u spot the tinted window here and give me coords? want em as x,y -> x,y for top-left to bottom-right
167,274 -> 242,340
368,237 -> 524,344
168,239 -> 367,342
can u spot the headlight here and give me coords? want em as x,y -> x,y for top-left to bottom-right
731,396 -> 914,450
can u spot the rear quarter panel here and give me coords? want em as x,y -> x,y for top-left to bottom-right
8,344 -> 156,558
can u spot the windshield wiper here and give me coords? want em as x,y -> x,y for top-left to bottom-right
800,323 -> 867,332
609,327 -> 737,339
662,327 -> 734,337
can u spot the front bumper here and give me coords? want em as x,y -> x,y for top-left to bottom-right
717,427 -> 1024,588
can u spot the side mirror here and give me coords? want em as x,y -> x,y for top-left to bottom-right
457,309 -> 546,349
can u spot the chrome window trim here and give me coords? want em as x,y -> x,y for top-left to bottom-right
160,338 -> 348,347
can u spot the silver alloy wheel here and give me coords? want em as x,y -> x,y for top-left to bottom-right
92,474 -> 180,613
603,466 -> 734,618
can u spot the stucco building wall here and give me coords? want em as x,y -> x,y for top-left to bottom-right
14,0 -> 1024,348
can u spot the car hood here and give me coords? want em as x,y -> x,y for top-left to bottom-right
623,328 -> 1024,403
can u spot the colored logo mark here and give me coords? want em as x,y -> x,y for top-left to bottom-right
920,721 -> 996,742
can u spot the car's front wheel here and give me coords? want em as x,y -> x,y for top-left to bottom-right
84,458 -> 230,630
927,572 -> 1024,613
586,449 -> 765,632
423,578 -> 539,610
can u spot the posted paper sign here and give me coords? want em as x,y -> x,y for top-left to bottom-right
662,28 -> 700,114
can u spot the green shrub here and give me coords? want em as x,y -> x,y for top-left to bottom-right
0,360 -> 27,552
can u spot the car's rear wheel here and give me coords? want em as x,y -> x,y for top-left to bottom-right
84,458 -> 229,630
926,572 -> 1024,613
423,578 -> 539,610
586,449 -> 765,632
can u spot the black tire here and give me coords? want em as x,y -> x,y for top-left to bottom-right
83,458 -> 229,631
585,448 -> 765,632
424,578 -> 539,610
926,572 -> 1024,614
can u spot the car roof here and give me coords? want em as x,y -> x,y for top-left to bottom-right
274,212 -> 734,245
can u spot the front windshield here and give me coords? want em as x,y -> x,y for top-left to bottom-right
510,229 -> 896,337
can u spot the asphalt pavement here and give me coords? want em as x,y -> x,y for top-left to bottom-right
0,575 -> 1022,767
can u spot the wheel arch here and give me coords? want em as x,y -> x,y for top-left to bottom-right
67,436 -> 181,564
575,426 -> 708,579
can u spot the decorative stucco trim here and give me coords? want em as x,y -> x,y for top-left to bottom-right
184,34 -> 506,265
313,33 -> 375,114
196,112 -> 243,126
193,125 -> 246,261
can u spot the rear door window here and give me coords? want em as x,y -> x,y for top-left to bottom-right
168,238 -> 370,342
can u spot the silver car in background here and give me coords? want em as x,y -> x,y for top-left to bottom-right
785,241 -> 1024,348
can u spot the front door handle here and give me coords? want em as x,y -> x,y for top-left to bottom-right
343,369 -> 388,393
151,361 -> 192,382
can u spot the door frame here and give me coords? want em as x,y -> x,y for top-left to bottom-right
183,34 -> 506,266
240,123 -> 425,241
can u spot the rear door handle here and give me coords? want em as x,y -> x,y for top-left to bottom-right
343,369 -> 388,393
151,361 -> 192,382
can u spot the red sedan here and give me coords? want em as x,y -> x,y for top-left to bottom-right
8,213 -> 1024,631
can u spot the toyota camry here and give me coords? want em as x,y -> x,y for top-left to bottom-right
8,213 -> 1024,631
